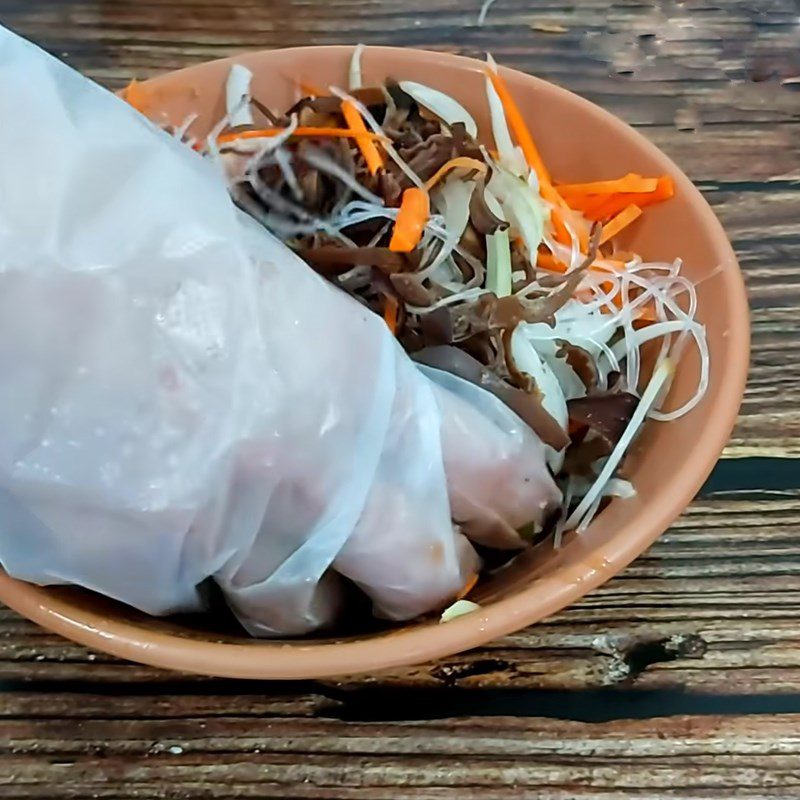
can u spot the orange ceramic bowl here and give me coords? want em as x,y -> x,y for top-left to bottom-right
0,46 -> 749,679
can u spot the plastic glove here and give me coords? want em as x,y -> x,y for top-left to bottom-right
0,28 -> 560,635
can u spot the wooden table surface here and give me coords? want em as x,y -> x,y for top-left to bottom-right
1,0 -> 799,797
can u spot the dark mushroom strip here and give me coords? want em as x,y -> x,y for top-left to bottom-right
230,184 -> 323,238
251,96 -> 284,126
297,146 -> 384,205
458,331 -> 496,365
469,178 -> 509,236
402,134 -> 458,182
562,436 -> 611,477
390,272 -> 437,307
469,222 -> 603,331
521,223 -> 602,324
501,326 -> 534,393
556,340 -> 599,392
567,392 -> 639,451
249,171 -> 315,221
370,267 -> 408,335
413,345 -> 570,451
285,95 -> 346,118
298,246 -> 410,275
377,166 -> 406,206
385,81 -> 416,112
351,87 -> 388,108
420,307 -> 454,346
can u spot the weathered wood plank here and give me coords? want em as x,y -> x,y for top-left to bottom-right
2,704 -> 800,799
3,0 -> 800,124
2,492 -> 800,691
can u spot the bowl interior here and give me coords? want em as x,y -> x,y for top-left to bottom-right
0,46 -> 748,679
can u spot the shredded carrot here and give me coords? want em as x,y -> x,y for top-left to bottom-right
551,210 -> 572,248
538,252 -> 623,276
571,193 -> 615,218
599,205 -> 643,245
485,67 -> 587,258
485,68 -> 572,217
608,283 -> 624,309
341,100 -> 384,175
636,301 -> 658,324
558,173 -> 659,198
299,80 -> 327,97
216,127 -> 385,145
383,295 -> 399,334
389,188 -> 430,252
124,79 -> 150,113
424,157 -> 487,191
568,420 -> 587,436
456,573 -> 480,600
486,69 -> 551,187
594,259 -> 626,272
537,251 -> 569,272
579,176 -> 675,221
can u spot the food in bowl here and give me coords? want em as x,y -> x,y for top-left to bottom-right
131,47 -> 708,548
0,29 -> 732,656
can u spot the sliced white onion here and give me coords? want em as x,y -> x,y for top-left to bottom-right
511,328 -> 568,472
441,600 -> 480,622
487,166 -> 546,261
483,188 -> 512,297
399,81 -> 478,138
419,177 -> 474,274
349,43 -> 365,91
484,69 -> 527,177
478,0 -> 497,24
564,358 -> 674,532
329,87 -> 425,190
226,64 -> 254,129
173,113 -> 199,141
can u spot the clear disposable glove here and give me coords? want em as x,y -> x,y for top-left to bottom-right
0,28 -> 560,635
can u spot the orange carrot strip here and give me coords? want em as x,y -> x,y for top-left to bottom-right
424,157 -> 487,191
585,195 -> 629,222
575,217 -> 590,254
341,99 -> 384,175
584,176 -> 675,221
558,173 -> 659,197
383,295 -> 399,334
551,209 -> 573,247
486,70 -> 551,186
457,573 -> 480,601
568,193 -> 619,217
216,127 -> 385,145
485,68 -> 569,215
124,79 -> 150,113
538,252 -> 623,276
537,251 -> 569,272
637,301 -> 658,323
299,80 -> 327,97
599,205 -> 643,245
389,188 -> 430,252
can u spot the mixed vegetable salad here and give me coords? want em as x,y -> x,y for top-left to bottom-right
127,48 -> 708,546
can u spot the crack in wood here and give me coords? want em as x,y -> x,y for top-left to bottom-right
430,660 -> 516,687
589,633 -> 708,685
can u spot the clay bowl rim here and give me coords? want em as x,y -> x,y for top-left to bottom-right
0,45 -> 750,680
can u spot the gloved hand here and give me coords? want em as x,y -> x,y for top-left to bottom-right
0,27 -> 559,636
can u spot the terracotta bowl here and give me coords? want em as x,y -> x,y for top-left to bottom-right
0,46 -> 749,679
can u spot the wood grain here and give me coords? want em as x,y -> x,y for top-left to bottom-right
0,1 -> 799,796
2,696 -> 800,799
